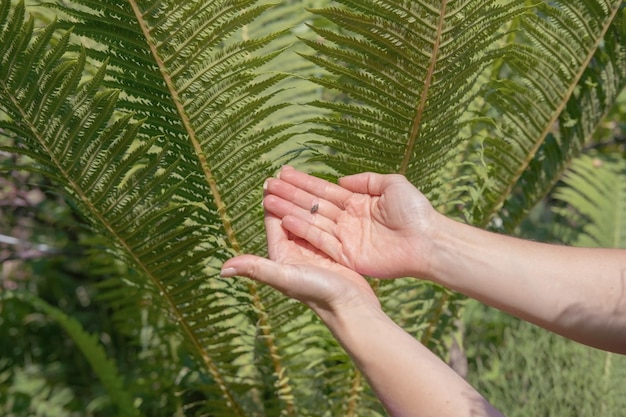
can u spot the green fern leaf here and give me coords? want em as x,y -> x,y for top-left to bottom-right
297,2 -> 525,410
0,3 -> 254,415
552,152 -> 626,248
0,290 -> 139,417
500,5 -> 626,231
474,1 -> 624,227
0,0 -> 324,414
301,1 -> 525,192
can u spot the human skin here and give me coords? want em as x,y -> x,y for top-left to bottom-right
221,210 -> 504,417
261,166 -> 626,354
221,166 -> 626,416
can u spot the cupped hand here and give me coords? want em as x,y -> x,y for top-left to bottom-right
261,166 -> 441,279
220,210 -> 380,318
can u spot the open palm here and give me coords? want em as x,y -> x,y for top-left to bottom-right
262,166 -> 440,279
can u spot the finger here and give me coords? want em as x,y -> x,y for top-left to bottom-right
265,178 -> 341,220
263,209 -> 285,257
278,166 -> 352,208
220,254 -> 295,293
263,178 -> 342,221
281,214 -> 348,268
264,193 -> 338,238
339,172 -> 407,196
264,204 -> 337,261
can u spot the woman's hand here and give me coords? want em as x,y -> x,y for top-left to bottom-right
222,190 -> 504,417
220,209 -> 380,320
261,166 -> 443,279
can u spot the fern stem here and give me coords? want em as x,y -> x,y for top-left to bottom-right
249,283 -> 296,414
1,75 -> 243,413
123,4 -> 246,414
400,0 -> 447,174
396,0 -> 452,373
419,292 -> 450,348
126,2 -> 295,415
126,2 -> 231,242
345,368 -> 363,417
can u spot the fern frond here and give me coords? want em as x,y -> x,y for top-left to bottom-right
498,4 -> 626,231
299,3 -> 524,409
0,290 -> 139,417
1,0 -> 331,414
552,152 -> 626,248
302,0 -> 525,195
472,0 -> 624,227
0,3 -> 255,415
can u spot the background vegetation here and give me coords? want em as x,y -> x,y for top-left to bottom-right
1,0 -> 625,416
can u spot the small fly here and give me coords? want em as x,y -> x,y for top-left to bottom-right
310,203 -> 319,214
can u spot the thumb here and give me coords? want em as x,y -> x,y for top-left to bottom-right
221,254 -> 276,280
221,255 -> 291,292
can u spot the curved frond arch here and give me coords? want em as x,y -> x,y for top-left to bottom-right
552,152 -> 626,248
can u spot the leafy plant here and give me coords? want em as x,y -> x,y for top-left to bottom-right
1,0 -> 625,415
553,151 -> 626,247
464,305 -> 626,417
0,291 -> 138,417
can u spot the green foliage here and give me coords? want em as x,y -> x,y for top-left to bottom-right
0,291 -> 137,417
1,0 -> 625,416
302,1 -> 525,187
552,152 -> 626,247
465,304 -> 626,417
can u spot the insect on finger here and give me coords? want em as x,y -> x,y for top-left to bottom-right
310,203 -> 319,214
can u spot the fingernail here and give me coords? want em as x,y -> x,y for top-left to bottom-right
263,178 -> 269,190
220,267 -> 237,278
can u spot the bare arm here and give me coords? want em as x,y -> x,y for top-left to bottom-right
221,210 -> 503,417
320,303 -> 503,417
265,166 -> 626,354
429,216 -> 626,354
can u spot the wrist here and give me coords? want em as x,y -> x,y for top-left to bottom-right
424,214 -> 494,291
314,298 -> 384,333
407,210 -> 457,283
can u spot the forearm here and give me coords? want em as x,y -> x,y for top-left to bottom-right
317,305 -> 504,417
425,215 -> 626,353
